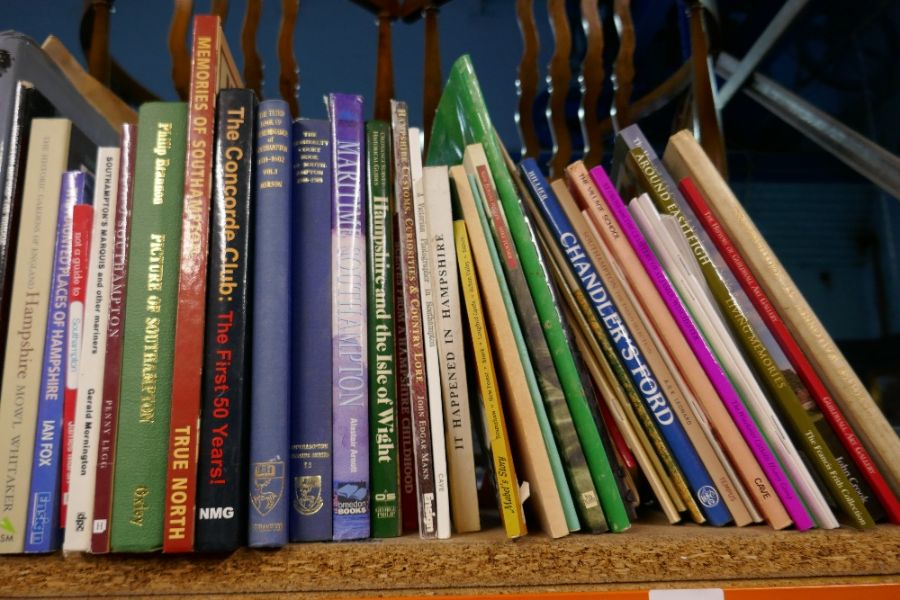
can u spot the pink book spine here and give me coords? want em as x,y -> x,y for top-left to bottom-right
590,165 -> 814,531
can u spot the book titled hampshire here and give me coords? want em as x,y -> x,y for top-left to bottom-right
22,171 -> 80,553
328,93 -> 369,541
195,89 -> 256,552
366,120 -> 400,538
165,14 -> 243,553
249,99 -> 292,548
111,102 -> 188,553
289,118 -> 333,542
0,118 -> 93,554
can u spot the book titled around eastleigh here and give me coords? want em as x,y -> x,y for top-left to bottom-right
195,89 -> 256,552
289,117 -> 333,542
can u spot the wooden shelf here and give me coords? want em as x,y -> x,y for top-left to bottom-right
2,520 -> 899,597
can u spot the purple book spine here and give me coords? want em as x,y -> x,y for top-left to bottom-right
24,171 -> 83,552
590,165 -> 814,531
328,93 -> 369,541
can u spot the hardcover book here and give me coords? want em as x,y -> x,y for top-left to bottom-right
91,124 -> 137,554
289,118 -> 333,543
410,130 -> 450,539
195,89 -> 256,552
23,170 -> 80,552
0,118 -> 94,553
111,102 -> 188,552
391,100 -> 436,539
366,120 -> 400,538
329,93 -> 370,542
165,14 -> 243,552
64,147 -> 120,552
249,98 -> 292,547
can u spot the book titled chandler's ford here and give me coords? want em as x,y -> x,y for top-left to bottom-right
165,14 -> 243,552
290,118 -> 333,542
111,103 -> 188,553
195,89 -> 256,552
249,99 -> 292,547
329,93 -> 370,541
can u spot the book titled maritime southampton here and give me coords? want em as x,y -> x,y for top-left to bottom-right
111,103 -> 188,553
329,93 -> 370,542
249,99 -> 292,547
290,118 -> 333,542
195,89 -> 256,552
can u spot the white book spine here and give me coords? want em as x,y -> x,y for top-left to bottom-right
423,165 -> 480,534
63,148 -> 120,551
630,194 -> 837,529
409,130 -> 451,539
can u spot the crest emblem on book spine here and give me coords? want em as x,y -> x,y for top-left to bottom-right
293,475 -> 324,516
250,460 -> 285,517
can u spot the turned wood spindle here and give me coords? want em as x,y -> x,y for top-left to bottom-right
579,0 -> 605,168
547,0 -> 573,179
515,0 -> 541,161
169,0 -> 193,100
278,0 -> 301,118
611,0 -> 635,131
241,0 -> 264,98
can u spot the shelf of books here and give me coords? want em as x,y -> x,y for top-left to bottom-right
1,14 -> 899,599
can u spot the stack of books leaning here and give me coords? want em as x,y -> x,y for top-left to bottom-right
0,16 -> 898,555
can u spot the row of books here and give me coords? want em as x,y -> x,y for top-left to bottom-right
1,17 -> 899,555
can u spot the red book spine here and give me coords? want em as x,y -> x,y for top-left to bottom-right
164,14 -> 222,552
91,124 -> 137,553
60,203 -> 93,528
680,176 -> 900,523
393,215 -> 418,533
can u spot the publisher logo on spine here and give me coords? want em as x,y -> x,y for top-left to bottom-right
697,485 -> 721,508
293,475 -> 324,516
250,460 -> 285,517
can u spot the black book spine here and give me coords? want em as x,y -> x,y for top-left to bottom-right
195,89 -> 257,552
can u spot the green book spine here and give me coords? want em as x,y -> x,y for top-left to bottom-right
366,120 -> 400,538
111,102 -> 188,551
626,146 -> 874,529
427,56 -> 629,533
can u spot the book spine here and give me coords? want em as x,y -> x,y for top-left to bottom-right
591,165 -> 809,530
195,90 -> 256,552
390,100 -> 436,538
91,124 -> 137,554
64,148 -> 120,552
566,162 -> 753,527
366,120 -> 400,538
23,172 -> 80,552
537,171 -> 733,526
393,216 -> 419,534
0,118 -> 72,553
111,102 -> 188,552
409,132 -> 450,540
625,146 -> 873,528
681,176 -> 899,523
248,99 -> 292,547
424,166 -> 481,534
329,93 -> 369,541
453,219 -> 526,538
61,200 -> 92,531
164,15 -> 225,552
288,117 -> 333,542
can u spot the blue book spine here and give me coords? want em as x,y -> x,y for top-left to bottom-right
521,158 -> 732,526
249,99 -> 293,547
328,93 -> 369,541
24,171 -> 84,552
289,118 -> 334,541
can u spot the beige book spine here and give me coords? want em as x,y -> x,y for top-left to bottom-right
454,165 -> 568,539
0,119 -> 72,553
567,162 -> 789,528
557,179 -> 747,525
663,131 -> 900,497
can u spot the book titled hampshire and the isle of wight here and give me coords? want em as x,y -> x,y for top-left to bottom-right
111,103 -> 187,553
329,93 -> 370,542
